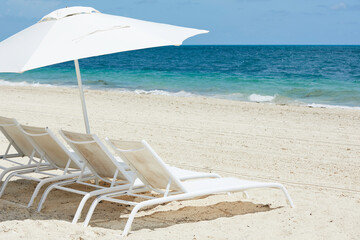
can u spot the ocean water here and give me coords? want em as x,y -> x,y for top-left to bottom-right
0,45 -> 359,108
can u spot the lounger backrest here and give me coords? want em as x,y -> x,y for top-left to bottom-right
108,139 -> 186,193
20,125 -> 80,169
60,130 -> 129,181
0,116 -> 35,157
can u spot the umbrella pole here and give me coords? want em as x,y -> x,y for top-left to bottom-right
74,59 -> 90,134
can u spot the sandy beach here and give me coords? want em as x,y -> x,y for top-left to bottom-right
0,85 -> 359,239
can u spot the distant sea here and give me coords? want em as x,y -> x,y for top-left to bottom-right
1,45 -> 359,108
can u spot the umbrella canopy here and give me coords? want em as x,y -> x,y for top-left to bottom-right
0,6 -> 208,133
0,6 -> 208,73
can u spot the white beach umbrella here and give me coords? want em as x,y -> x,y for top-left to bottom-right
0,6 -> 208,133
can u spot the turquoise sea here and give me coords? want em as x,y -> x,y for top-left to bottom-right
0,45 -> 359,108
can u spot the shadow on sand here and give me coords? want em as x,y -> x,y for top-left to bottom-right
0,179 -> 277,232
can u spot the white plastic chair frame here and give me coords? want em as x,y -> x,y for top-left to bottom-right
0,117 -> 48,181
83,139 -> 295,237
38,130 -> 221,225
0,125 -> 89,207
37,130 -> 138,224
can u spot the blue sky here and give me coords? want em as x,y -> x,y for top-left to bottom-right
0,0 -> 359,45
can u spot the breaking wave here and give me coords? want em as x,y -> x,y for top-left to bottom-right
0,79 -> 55,87
248,94 -> 275,102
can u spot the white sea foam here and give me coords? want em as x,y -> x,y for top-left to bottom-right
0,79 -> 55,88
133,89 -> 195,97
307,103 -> 360,110
248,94 -> 275,102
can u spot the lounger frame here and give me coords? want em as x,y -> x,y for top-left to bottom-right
37,130 -> 221,225
83,139 -> 294,237
37,130 -> 137,224
0,125 -> 89,207
0,117 -> 47,181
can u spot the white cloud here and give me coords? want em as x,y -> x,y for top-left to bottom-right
330,2 -> 347,10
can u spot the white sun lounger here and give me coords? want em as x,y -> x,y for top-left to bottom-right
37,130 -> 220,225
37,129 -> 141,224
82,139 -> 295,237
0,116 -> 47,181
0,125 -> 90,207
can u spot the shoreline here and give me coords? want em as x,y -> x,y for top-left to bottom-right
0,85 -> 359,239
1,80 -> 360,110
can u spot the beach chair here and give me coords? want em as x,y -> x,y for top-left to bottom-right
82,139 -> 295,237
36,129 -> 143,224
0,125 -> 90,207
0,116 -> 46,181
37,130 -> 220,224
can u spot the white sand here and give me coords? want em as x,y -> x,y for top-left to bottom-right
0,86 -> 359,239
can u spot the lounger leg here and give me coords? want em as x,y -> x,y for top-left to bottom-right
277,184 -> 294,208
243,191 -> 249,199
28,173 -> 82,208
82,196 -> 105,227
0,171 -> 19,197
79,187 -> 132,225
0,168 -> 12,181
122,204 -> 143,237
122,199 -> 160,237
37,182 -> 61,212
72,193 -> 92,224
28,180 -> 47,208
